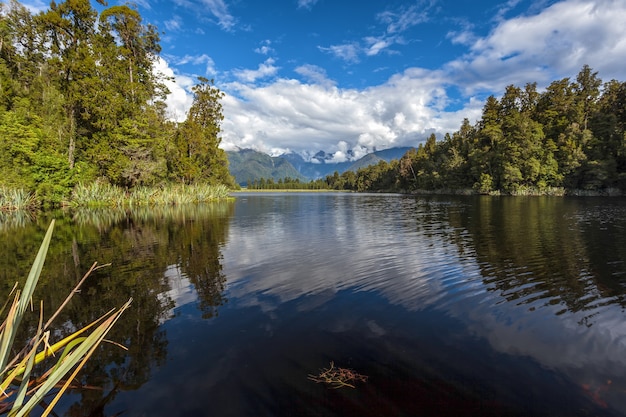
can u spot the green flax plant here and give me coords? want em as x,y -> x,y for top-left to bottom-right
0,220 -> 131,416
0,188 -> 39,212
70,181 -> 231,207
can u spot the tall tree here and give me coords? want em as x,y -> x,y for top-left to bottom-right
171,77 -> 235,186
574,65 -> 602,131
40,0 -> 103,169
469,95 -> 503,191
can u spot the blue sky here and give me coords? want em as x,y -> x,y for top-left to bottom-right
21,0 -> 626,161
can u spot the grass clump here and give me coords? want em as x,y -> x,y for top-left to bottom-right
0,220 -> 131,416
0,188 -> 39,212
70,182 -> 231,207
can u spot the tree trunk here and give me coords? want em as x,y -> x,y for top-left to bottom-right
68,107 -> 76,169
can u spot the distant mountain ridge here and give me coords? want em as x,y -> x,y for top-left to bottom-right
226,149 -> 308,186
227,147 -> 413,186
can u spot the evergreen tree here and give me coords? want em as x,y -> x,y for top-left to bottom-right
171,77 -> 235,186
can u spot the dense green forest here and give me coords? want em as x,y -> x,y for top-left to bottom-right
320,66 -> 625,194
0,0 -> 234,205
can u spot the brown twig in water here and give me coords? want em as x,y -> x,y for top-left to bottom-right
308,361 -> 368,389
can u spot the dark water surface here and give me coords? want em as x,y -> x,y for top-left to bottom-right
2,193 -> 626,416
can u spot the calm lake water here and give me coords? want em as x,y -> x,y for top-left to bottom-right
2,193 -> 626,416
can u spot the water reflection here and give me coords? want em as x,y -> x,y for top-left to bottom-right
219,193 -> 626,415
0,202 -> 234,416
3,194 -> 626,416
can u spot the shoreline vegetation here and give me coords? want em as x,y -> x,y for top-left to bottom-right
2,183 -> 624,215
233,186 -> 624,197
1,182 -> 232,212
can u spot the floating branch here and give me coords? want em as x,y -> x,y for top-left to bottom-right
308,361 -> 368,389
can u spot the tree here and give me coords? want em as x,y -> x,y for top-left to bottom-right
469,95 -> 504,189
171,77 -> 235,186
574,65 -> 602,131
40,0 -> 103,169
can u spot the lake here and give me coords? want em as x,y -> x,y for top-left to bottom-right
2,193 -> 626,416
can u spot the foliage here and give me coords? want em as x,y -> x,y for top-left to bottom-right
247,176 -> 330,190
0,0 -> 233,205
325,66 -> 626,195
0,187 -> 38,211
0,220 -> 131,416
70,181 -> 231,207
169,77 -> 235,188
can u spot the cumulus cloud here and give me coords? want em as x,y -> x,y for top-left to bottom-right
154,57 -> 195,122
217,67 -> 467,158
159,0 -> 626,159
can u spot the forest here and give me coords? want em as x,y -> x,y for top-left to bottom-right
0,0 -> 234,206
321,65 -> 626,195
2,0 -> 625,200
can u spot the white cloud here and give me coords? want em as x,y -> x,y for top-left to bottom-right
446,0 -> 626,93
174,54 -> 217,76
132,0 -> 152,9
164,15 -> 183,32
154,57 -> 195,122
319,1 -> 432,63
159,0 -> 626,160
364,36 -> 396,57
294,64 -> 336,88
254,40 -> 275,55
318,43 -> 361,63
297,0 -> 319,10
376,1 -> 431,34
218,67 -> 469,158
202,0 -> 236,30
232,58 -> 279,83
8,0 -> 47,13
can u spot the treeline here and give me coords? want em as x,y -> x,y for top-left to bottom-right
247,177 -> 329,190
325,66 -> 626,194
0,0 -> 234,205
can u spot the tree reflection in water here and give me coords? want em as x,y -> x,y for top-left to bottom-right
426,195 -> 626,321
0,202 -> 234,416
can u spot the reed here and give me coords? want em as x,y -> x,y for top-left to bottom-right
0,221 -> 131,416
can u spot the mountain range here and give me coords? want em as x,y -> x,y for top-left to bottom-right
227,147 -> 412,186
